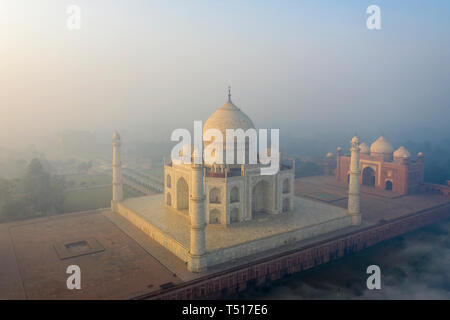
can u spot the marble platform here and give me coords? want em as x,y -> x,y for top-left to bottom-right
116,194 -> 354,269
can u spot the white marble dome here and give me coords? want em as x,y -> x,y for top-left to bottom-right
370,136 -> 394,155
359,142 -> 370,154
394,146 -> 411,159
203,99 -> 255,137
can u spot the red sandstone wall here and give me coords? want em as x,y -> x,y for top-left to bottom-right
421,183 -> 450,197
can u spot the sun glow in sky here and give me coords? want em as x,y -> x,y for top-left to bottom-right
1,0 -> 450,147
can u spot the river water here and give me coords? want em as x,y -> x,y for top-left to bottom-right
236,218 -> 450,299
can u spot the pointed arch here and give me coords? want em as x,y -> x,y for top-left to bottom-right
385,180 -> 393,191
252,180 -> 272,214
176,177 -> 189,212
282,178 -> 290,194
230,186 -> 240,203
282,198 -> 290,212
210,209 -> 220,224
231,208 -> 239,222
209,187 -> 221,204
362,167 -> 376,187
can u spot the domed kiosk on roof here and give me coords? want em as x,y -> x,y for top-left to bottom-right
359,142 -> 370,154
394,146 -> 411,160
370,136 -> 394,161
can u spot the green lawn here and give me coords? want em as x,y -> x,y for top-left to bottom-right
61,186 -> 111,213
64,173 -> 111,189
61,185 -> 144,213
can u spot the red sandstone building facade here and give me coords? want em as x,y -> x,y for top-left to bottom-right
330,136 -> 425,195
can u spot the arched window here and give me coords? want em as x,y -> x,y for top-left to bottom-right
210,209 -> 220,224
209,188 -> 221,204
176,177 -> 189,212
282,179 -> 290,194
385,180 -> 393,191
282,198 -> 290,212
230,186 -> 239,203
231,208 -> 239,223
166,175 -> 171,188
166,193 -> 172,206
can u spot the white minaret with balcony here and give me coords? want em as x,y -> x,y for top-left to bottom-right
111,131 -> 123,212
348,136 -> 361,225
187,149 -> 207,272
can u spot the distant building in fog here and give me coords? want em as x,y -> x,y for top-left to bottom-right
327,136 -> 425,195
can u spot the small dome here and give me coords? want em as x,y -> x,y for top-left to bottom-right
359,142 -> 369,154
370,136 -> 394,155
174,144 -> 202,164
178,143 -> 191,158
394,146 -> 411,159
417,152 -> 424,157
203,99 -> 255,138
326,152 -> 334,158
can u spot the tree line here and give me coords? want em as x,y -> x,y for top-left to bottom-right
0,159 -> 64,223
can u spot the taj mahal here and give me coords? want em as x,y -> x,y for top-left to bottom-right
111,91 -> 362,273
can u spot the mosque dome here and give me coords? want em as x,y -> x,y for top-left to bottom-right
203,92 -> 255,137
394,146 -> 411,159
359,142 -> 370,154
370,136 -> 394,155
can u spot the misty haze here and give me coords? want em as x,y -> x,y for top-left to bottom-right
1,0 -> 450,303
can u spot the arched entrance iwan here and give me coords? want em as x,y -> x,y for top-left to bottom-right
362,167 -> 376,187
252,180 -> 272,215
176,177 -> 189,213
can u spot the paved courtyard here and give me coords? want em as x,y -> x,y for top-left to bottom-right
0,210 -> 182,299
295,175 -> 450,223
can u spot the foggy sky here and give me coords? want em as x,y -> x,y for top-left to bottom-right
1,0 -> 450,149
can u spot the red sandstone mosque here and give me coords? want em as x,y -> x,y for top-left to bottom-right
325,136 -> 425,195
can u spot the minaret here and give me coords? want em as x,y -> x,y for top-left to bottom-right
336,147 -> 342,181
348,136 -> 361,225
111,131 -> 123,212
187,148 -> 207,272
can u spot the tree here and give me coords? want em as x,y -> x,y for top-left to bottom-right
22,159 -> 64,215
0,179 -> 13,220
77,160 -> 92,173
0,178 -> 12,204
23,159 -> 52,213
